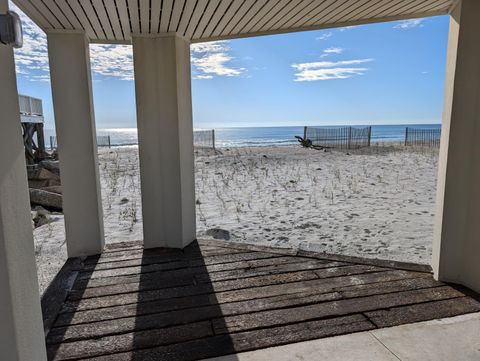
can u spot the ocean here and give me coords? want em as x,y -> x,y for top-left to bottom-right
44,124 -> 441,148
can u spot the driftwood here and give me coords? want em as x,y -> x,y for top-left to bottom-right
295,136 -> 327,150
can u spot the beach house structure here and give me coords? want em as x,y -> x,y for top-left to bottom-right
1,0 -> 479,359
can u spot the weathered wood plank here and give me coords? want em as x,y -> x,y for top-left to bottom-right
214,269 -> 402,304
76,260 -> 191,280
50,290 -> 343,343
212,286 -> 464,334
55,275 -> 440,327
68,274 -> 196,300
365,297 -> 480,328
60,270 -> 416,313
68,270 -> 319,301
194,260 -> 346,283
80,315 -> 374,361
336,276 -> 442,298
82,251 -> 279,272
104,241 -> 143,251
67,265 -> 386,309
198,238 -> 299,256
73,256 -> 310,290
84,245 -> 244,266
297,249 -> 432,273
57,290 -> 341,329
48,321 -> 213,360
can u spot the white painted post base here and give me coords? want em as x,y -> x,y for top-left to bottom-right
132,34 -> 196,249
0,1 -> 47,359
433,0 -> 480,292
47,32 -> 105,257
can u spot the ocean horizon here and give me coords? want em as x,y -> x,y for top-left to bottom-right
44,124 -> 441,148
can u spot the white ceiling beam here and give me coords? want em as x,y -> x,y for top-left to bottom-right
14,0 -> 52,29
116,0 -> 132,39
93,0 -> 115,39
104,0 -> 124,40
230,0 -> 268,35
177,0 -> 197,36
139,0 -> 150,33
80,0 -> 107,39
41,0 -> 73,28
168,0 -> 185,32
13,0 -> 453,43
127,0 -> 140,33
160,0 -> 174,32
150,0 -> 162,33
210,0 -> 244,37
184,0 -> 208,38
192,0 -> 221,39
201,0 -> 232,38
65,0 -> 97,39
55,0 -> 83,29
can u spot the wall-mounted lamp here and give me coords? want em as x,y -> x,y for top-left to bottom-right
0,11 -> 23,48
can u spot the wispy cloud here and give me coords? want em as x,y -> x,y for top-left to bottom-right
323,47 -> 343,54
315,32 -> 332,40
191,41 -> 245,79
291,59 -> 373,81
338,26 -> 358,32
394,18 -> 425,29
10,2 -> 50,81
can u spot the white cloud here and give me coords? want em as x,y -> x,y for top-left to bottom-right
394,18 -> 425,29
89,44 -> 134,81
323,47 -> 343,54
338,26 -> 358,32
191,41 -> 245,79
315,32 -> 332,40
10,2 -> 50,81
292,59 -> 373,82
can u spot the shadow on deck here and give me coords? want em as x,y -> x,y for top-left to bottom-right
42,240 -> 480,361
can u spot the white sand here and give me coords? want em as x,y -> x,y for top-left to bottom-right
33,144 -> 438,294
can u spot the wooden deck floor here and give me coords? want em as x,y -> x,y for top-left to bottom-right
45,240 -> 480,361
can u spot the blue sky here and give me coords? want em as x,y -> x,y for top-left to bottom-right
11,1 -> 449,130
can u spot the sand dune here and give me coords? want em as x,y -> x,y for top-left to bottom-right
33,144 -> 438,294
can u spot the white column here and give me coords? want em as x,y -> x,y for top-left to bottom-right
433,0 -> 480,292
47,32 -> 104,257
0,0 -> 47,359
132,34 -> 196,249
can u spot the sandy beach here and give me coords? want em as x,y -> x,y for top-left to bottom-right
33,144 -> 438,294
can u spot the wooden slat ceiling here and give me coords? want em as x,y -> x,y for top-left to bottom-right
13,0 -> 456,44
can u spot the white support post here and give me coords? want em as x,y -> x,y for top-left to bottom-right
0,0 -> 47,359
433,0 -> 480,292
132,34 -> 196,249
47,32 -> 104,257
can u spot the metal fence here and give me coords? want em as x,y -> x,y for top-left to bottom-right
304,126 -> 371,149
50,135 -> 111,150
194,129 -> 215,149
404,127 -> 441,147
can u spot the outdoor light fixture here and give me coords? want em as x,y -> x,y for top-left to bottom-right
0,11 -> 23,48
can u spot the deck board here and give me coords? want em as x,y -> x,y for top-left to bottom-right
45,240 -> 480,361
